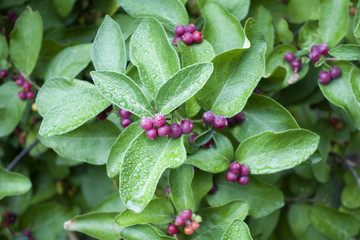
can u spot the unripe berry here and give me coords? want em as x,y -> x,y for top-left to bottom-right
318,43 -> 329,55
191,221 -> 200,230
240,165 -> 250,176
96,111 -> 107,120
202,111 -> 215,124
26,91 -> 35,99
336,122 -> 344,130
213,115 -> 227,129
0,69 -> 8,78
121,118 -> 131,128
153,114 -> 166,127
193,31 -> 203,43
226,171 -> 237,183
184,226 -> 194,235
330,66 -> 341,79
173,36 -> 182,46
180,120 -> 194,134
174,25 -> 186,36
291,60 -> 301,71
167,224 -> 178,235
140,117 -> 154,130
18,91 -> 26,100
202,139 -> 212,148
194,215 -> 202,223
284,52 -> 295,62
158,125 -> 170,137
185,23 -> 196,33
181,209 -> 192,220
146,128 -> 158,140
235,112 -> 245,123
182,32 -> 194,45
118,109 -> 132,118
318,71 -> 331,84
169,123 -> 182,138
175,216 -> 185,226
238,176 -> 249,185
189,134 -> 198,145
16,78 -> 25,86
229,162 -> 241,174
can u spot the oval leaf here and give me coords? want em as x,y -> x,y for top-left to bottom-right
178,40 -> 216,67
222,219 -> 253,240
0,168 -> 31,200
121,224 -> 176,240
329,44 -> 360,61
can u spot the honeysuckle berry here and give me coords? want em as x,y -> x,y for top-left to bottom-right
169,123 -> 182,138
153,113 -> 166,127
165,186 -> 170,195
213,115 -> 227,129
175,24 -> 186,36
140,117 -> 154,130
181,209 -> 192,220
182,32 -> 194,45
309,50 -> 321,63
208,184 -> 217,194
227,117 -> 236,127
318,43 -> 329,55
193,31 -> 203,43
26,91 -> 35,99
23,229 -> 32,237
167,224 -> 178,235
11,17 -> 17,24
7,10 -> 15,19
14,128 -> 21,135
18,91 -> 26,100
184,226 -> 194,235
0,69 -> 8,78
175,216 -> 185,226
191,221 -> 200,230
318,71 -> 331,84
23,82 -> 31,91
330,66 -> 341,79
253,88 -> 262,94
229,162 -> 241,174
121,118 -> 131,128
96,111 -> 107,120
202,139 -> 212,148
238,176 -> 249,185
330,118 -> 339,127
7,213 -> 16,224
118,109 -> 132,118
290,60 -> 301,71
180,120 -> 194,134
336,122 -> 344,130
189,134 -> 198,145
185,220 -> 191,226
202,111 -> 215,124
158,125 -> 170,137
104,105 -> 113,113
185,23 -> 196,33
226,171 -> 237,182
284,52 -> 295,62
173,36 -> 182,46
235,112 -> 245,123
16,78 -> 25,86
146,128 -> 158,140
240,165 -> 250,176
194,215 -> 202,223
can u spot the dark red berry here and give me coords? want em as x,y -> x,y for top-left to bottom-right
173,36 -> 182,46
174,25 -> 186,36
227,117 -> 236,127
330,66 -> 341,79
229,162 -> 241,174
23,229 -> 32,237
182,32 -> 194,45
104,105 -> 113,113
96,111 -> 107,120
180,120 -> 194,134
23,82 -> 31,91
189,134 -> 198,145
16,78 -> 25,87
146,128 -> 158,139
121,118 -> 131,128
158,125 -> 170,137
165,186 -> 170,195
291,60 -> 302,71
119,109 -> 132,118
202,111 -> 215,124
226,171 -> 237,182
184,226 -> 194,235
153,114 -> 166,127
318,43 -> 329,55
18,91 -> 26,100
284,52 -> 295,62
185,23 -> 196,33
175,216 -> 185,226
181,209 -> 192,220
167,224 -> 178,235
235,112 -> 245,123
169,123 -> 182,138
0,69 -> 8,78
213,115 -> 227,129
330,118 -> 339,126
202,139 -> 212,148
26,91 -> 35,99
208,184 -> 218,194
318,71 -> 331,84
140,117 -> 154,130
239,165 -> 250,176
193,31 -> 203,43
238,176 -> 249,185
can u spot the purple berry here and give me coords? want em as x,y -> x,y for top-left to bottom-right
202,139 -> 212,148
193,31 -> 203,43
239,165 -> 250,176
226,171 -> 237,183
165,186 -> 170,195
318,43 -> 329,55
238,176 -> 249,185
119,109 -> 132,118
121,118 -> 132,128
167,224 -> 178,235
174,25 -> 186,36
14,128 -> 21,135
8,214 -> 16,224
182,32 -> 193,45
158,125 -> 170,137
23,82 -> 31,91
16,78 -> 25,86
104,105 -> 113,113
229,162 -> 241,174
227,117 -> 236,127
181,209 -> 192,220
180,120 -> 194,134
234,112 -> 245,123
173,36 -> 182,46
7,10 -> 15,19
140,117 -> 154,130
185,24 -> 196,33
202,111 -> 215,124
311,45 -> 319,52
23,229 -> 31,237
208,184 -> 217,194
169,123 -> 182,138
318,71 -> 331,84
189,134 -> 198,145
309,50 -> 321,63
253,88 -> 262,94
153,114 -> 166,127
291,60 -> 302,71
26,91 -> 35,99
213,115 -> 227,129
96,111 -> 107,120
18,91 -> 26,100
0,69 -> 8,78
146,128 -> 158,140
175,216 -> 185,226
284,52 -> 295,62
330,66 -> 341,79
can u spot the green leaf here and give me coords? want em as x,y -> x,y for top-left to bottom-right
92,15 -> 127,73
235,129 -> 319,174
45,44 -> 92,81
248,210 -> 280,240
169,164 -> 195,212
64,212 -> 123,240
0,34 -> 8,60
121,224 -> 176,240
186,133 -> 233,173
285,0 -> 320,23
354,1 -> 360,39
39,120 -> 120,165
118,0 -> 188,30
197,18 -> 266,117
191,170 -> 213,209
319,0 -> 349,47
0,82 -> 26,137
177,40 -> 215,67
222,219 -> 253,240
91,71 -> 155,117
329,44 -> 360,60
130,18 -> 180,99
287,204 -> 312,239
216,0 -> 250,21
308,205 -> 360,240
120,134 -> 186,213
115,199 -> 174,226
112,14 -> 142,40
341,168 -> 360,209
202,1 -> 245,54
230,94 -> 299,142
93,192 -> 127,213
54,0 -> 76,17
298,21 -> 320,50
107,122 -> 144,178
39,88 -> 110,136
191,201 -> 249,239
0,168 -> 31,200
10,7 -> 42,75
156,63 -> 213,115
193,128 -> 215,147
274,18 -> 294,44
320,61 -> 360,129
207,174 -> 284,218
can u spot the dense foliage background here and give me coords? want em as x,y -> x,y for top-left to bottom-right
1,0 -> 360,239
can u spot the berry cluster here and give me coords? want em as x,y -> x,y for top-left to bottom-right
141,114 -> 193,140
167,209 -> 202,236
173,24 -> 203,46
96,105 -> 113,120
202,111 -> 245,129
318,66 -> 341,85
119,109 -> 132,128
23,229 -> 35,240
226,162 -> 250,185
330,117 -> 344,130
13,74 -> 35,101
308,43 -> 329,64
7,10 -> 17,25
284,52 -> 302,72
1,211 -> 16,227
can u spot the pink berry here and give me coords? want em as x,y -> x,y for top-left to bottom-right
181,209 -> 192,220
18,91 -> 26,100
189,134 -> 198,145
193,31 -> 203,43
318,43 -> 329,55
229,162 -> 241,174
23,82 -> 31,91
185,23 -> 196,33
140,117 -> 153,130
202,111 -> 215,124
309,50 -> 321,63
16,78 -> 25,86
284,52 -> 295,62
291,60 -> 302,71
153,114 -> 166,127
96,111 -> 107,120
158,125 -> 170,137
0,69 -> 8,78
167,224 -> 178,235
174,25 -> 186,36
119,109 -> 132,118
180,120 -> 194,134
226,171 -> 237,183
26,91 -> 35,99
175,216 -> 185,226
182,32 -> 194,45
239,165 -> 250,176
213,115 -> 227,129
238,176 -> 249,185
121,118 -> 132,128
169,123 -> 182,138
173,36 -> 182,46
330,66 -> 341,79
146,128 -> 158,139
318,71 -> 331,84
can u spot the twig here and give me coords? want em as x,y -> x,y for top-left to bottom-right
343,160 -> 360,188
22,74 -> 40,90
6,139 -> 40,171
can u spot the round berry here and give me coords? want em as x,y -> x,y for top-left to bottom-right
8,214 -> 16,224
140,117 -> 154,130
227,117 -> 236,127
309,50 -> 321,63
167,224 -> 178,235
189,134 -> 198,145
119,109 -> 132,118
191,221 -> 200,230
175,216 -> 185,226
174,25 -> 186,36
291,60 -> 302,71
284,52 -> 295,62
169,123 -> 182,138
165,186 -> 170,195
26,91 -> 35,99
318,71 -> 331,84
193,31 -> 203,43
330,66 -> 341,79
104,105 -> 113,113
96,112 -> 107,120
23,82 -> 31,91
182,32 -> 194,45
226,171 -> 237,183
240,165 -> 250,176
311,45 -> 319,52
16,78 -> 25,86
235,112 -> 245,123
0,69 -> 8,78
229,162 -> 241,174
184,226 -> 194,235
208,184 -> 217,194
121,118 -> 132,128
194,215 -> 202,223
185,23 -> 196,33
253,88 -> 262,94
7,10 -> 15,19
18,91 -> 26,100
158,125 -> 170,137
330,118 -> 339,127
213,115 -> 227,129
336,122 -> 344,130
202,111 -> 215,124
238,176 -> 249,185
173,36 -> 182,46
153,114 -> 166,127
23,229 -> 32,237
202,139 -> 212,148
146,128 -> 158,140
185,220 -> 191,226
14,128 -> 21,135
181,209 -> 192,221
318,43 -> 329,55
180,120 -> 194,134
